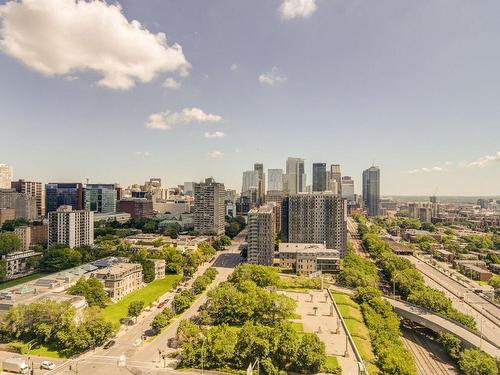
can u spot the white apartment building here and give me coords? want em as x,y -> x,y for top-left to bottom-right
48,205 -> 94,248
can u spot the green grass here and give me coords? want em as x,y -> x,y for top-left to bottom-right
337,304 -> 363,321
29,345 -> 68,359
353,337 -> 375,362
102,274 -> 182,327
325,355 -> 340,368
331,292 -> 359,308
0,272 -> 48,290
345,319 -> 369,340
290,322 -> 304,333
332,291 -> 378,367
7,341 -> 68,359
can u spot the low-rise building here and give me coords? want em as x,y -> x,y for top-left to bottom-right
1,250 -> 43,280
92,262 -> 143,301
151,259 -> 165,280
435,249 -> 455,263
458,263 -> 492,282
93,212 -> 131,224
279,243 -> 340,275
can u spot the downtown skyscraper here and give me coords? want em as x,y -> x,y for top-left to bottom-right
362,166 -> 380,217
312,163 -> 327,192
267,169 -> 284,191
285,157 -> 306,195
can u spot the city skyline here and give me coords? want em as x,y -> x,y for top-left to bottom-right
0,0 -> 499,195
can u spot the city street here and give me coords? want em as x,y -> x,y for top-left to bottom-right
46,232 -> 245,375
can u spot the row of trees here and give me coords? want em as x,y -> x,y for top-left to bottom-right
0,300 -> 113,355
438,333 -> 498,375
336,251 -> 379,288
355,287 -> 417,375
225,216 -> 247,238
171,268 -> 220,314
177,320 -> 334,375
361,231 -> 477,330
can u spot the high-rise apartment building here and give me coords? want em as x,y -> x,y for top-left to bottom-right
45,183 -> 84,214
11,180 -> 44,217
194,178 -> 225,235
312,163 -> 327,192
266,190 -> 285,232
341,176 -> 355,202
254,163 -> 265,204
0,189 -> 37,220
286,157 -> 305,194
286,192 -> 347,256
328,164 -> 342,194
267,169 -> 284,191
48,205 -> 94,248
0,164 -> 13,189
84,184 -> 117,213
242,170 -> 259,195
247,203 -> 276,266
362,166 -> 380,217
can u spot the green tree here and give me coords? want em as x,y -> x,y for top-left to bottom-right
458,348 -> 498,375
128,300 -> 145,322
0,232 -> 21,255
39,245 -> 83,271
437,333 -> 462,361
1,218 -> 29,232
67,277 -> 110,308
293,333 -> 326,374
172,290 -> 195,313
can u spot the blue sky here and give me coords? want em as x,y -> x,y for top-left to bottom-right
0,0 -> 499,195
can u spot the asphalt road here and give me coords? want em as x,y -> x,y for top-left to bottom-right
408,255 -> 500,348
47,232 -> 246,375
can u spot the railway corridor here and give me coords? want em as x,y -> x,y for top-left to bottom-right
401,326 -> 459,375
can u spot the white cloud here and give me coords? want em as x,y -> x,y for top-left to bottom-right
406,166 -> 443,174
146,107 -> 223,130
468,151 -> 500,168
230,63 -> 238,71
64,75 -> 79,82
279,0 -> 317,20
162,77 -> 181,90
204,131 -> 226,139
134,151 -> 151,157
0,0 -> 190,90
208,150 -> 224,159
258,66 -> 287,86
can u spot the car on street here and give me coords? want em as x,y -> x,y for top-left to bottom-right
41,361 -> 56,370
103,340 -> 116,349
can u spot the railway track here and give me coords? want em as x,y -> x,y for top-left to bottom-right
402,327 -> 458,375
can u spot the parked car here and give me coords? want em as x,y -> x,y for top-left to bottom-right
41,361 -> 56,370
2,357 -> 29,374
103,340 -> 116,349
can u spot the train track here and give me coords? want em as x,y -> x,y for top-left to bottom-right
402,327 -> 458,375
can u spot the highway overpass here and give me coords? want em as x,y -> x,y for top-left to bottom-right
385,296 -> 500,358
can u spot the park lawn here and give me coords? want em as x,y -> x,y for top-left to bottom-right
331,292 -> 359,308
337,304 -> 363,322
30,344 -> 68,359
353,337 -> 375,363
325,355 -> 340,368
0,273 -> 48,290
332,291 -> 378,368
102,274 -> 182,327
7,341 -> 68,359
345,319 -> 369,340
